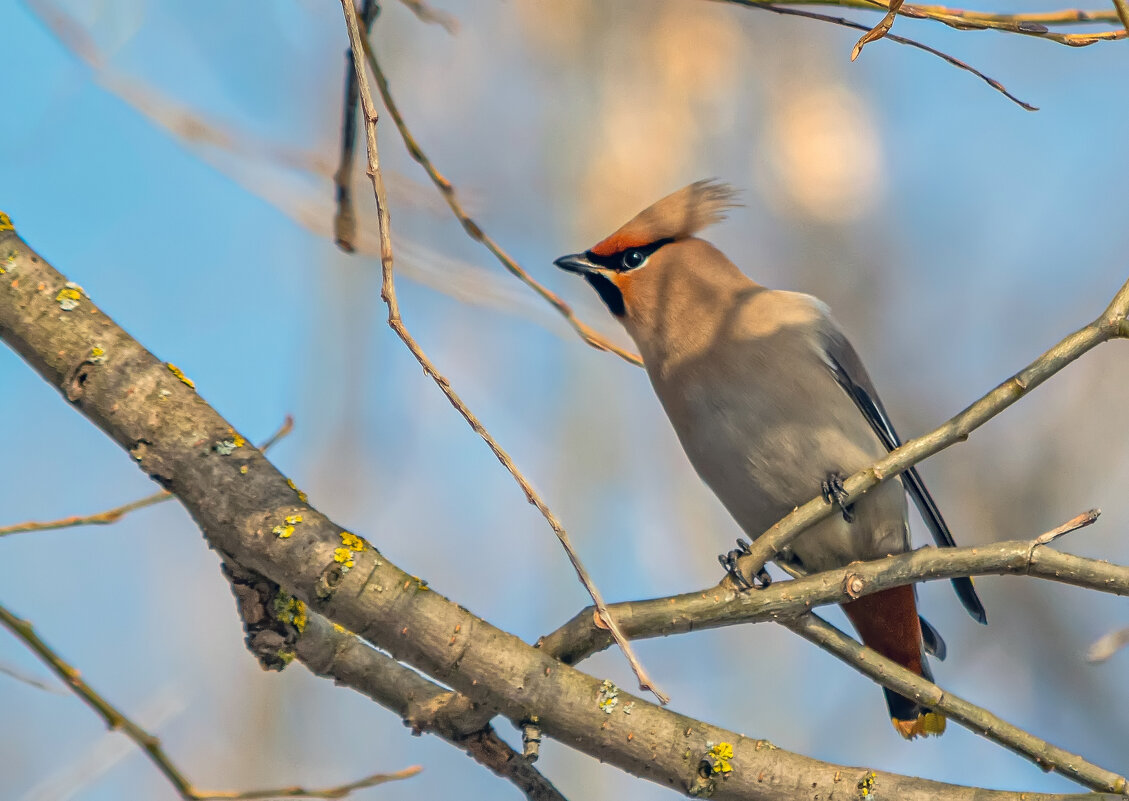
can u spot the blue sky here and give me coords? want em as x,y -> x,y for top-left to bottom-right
2,2 -> 1128,800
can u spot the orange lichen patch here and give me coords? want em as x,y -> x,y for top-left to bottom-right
893,712 -> 946,740
166,363 -> 195,389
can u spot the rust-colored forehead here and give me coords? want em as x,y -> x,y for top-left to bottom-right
590,232 -> 650,257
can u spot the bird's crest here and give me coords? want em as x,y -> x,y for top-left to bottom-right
590,180 -> 740,257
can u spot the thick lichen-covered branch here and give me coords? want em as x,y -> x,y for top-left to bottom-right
4,220 -> 1118,799
536,512 -> 1129,791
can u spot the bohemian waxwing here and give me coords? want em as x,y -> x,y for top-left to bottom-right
554,180 -> 986,739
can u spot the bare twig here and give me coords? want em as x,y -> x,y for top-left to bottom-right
332,0 -> 380,252
537,513 -> 1128,789
1088,627 -> 1129,663
0,661 -> 67,694
1112,0 -> 1129,32
783,0 -> 1127,44
339,1 -> 668,704
356,34 -> 643,366
729,1 -> 1039,109
851,0 -> 905,58
785,612 -> 1127,793
0,602 -> 420,800
905,4 -> 1120,26
0,416 -> 293,538
396,0 -> 460,33
538,518 -> 1128,665
732,278 -> 1129,586
1031,508 -> 1100,546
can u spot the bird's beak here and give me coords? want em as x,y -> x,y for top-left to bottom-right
553,252 -> 600,275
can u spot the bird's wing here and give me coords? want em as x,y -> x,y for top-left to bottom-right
820,324 -> 987,625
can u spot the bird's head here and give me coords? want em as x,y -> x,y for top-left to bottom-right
553,180 -> 740,320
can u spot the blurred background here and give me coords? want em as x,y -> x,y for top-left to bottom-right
1,1 -> 1128,799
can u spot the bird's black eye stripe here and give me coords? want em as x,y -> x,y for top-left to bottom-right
585,238 -> 674,272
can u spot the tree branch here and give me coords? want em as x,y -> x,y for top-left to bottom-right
0,416 -> 293,538
331,0 -> 379,253
732,277 -> 1129,586
295,615 -> 568,801
356,29 -> 643,366
719,0 -> 1039,109
718,0 -> 1128,45
539,513 -> 1121,665
4,218 -> 1117,799
783,613 -> 1122,792
218,561 -> 567,801
340,1 -> 667,704
537,511 -> 1128,790
0,600 -> 421,800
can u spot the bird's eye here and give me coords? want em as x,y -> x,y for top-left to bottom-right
622,249 -> 646,270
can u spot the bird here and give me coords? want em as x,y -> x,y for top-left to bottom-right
554,179 -> 986,739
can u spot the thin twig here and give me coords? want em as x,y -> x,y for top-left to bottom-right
732,278 -> 1129,586
356,34 -> 643,367
535,513 -> 1127,789
338,0 -> 668,705
1031,508 -> 1100,546
0,416 -> 294,538
0,602 -> 420,800
0,661 -> 67,694
538,513 -> 1125,665
730,1 -> 1039,110
851,0 -> 905,58
906,4 -> 1120,25
1112,0 -> 1129,32
396,0 -> 459,33
332,0 -> 379,252
1088,627 -> 1129,663
751,0 -> 1128,45
784,612 -> 1127,794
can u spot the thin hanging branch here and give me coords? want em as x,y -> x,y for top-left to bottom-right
356,32 -> 643,366
0,416 -> 293,538
726,0 -> 1039,109
338,0 -> 668,705
783,612 -> 1126,793
331,0 -> 379,252
0,602 -> 420,800
764,0 -> 1128,44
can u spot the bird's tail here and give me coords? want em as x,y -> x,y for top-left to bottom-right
842,585 -> 946,739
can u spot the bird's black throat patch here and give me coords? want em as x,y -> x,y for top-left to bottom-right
584,273 -> 624,317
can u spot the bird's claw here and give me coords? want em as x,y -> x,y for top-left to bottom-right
821,472 -> 855,523
718,539 -> 772,591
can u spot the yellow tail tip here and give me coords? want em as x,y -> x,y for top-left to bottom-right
892,712 -> 946,739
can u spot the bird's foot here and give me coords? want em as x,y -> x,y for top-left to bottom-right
821,472 -> 855,523
718,538 -> 772,590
